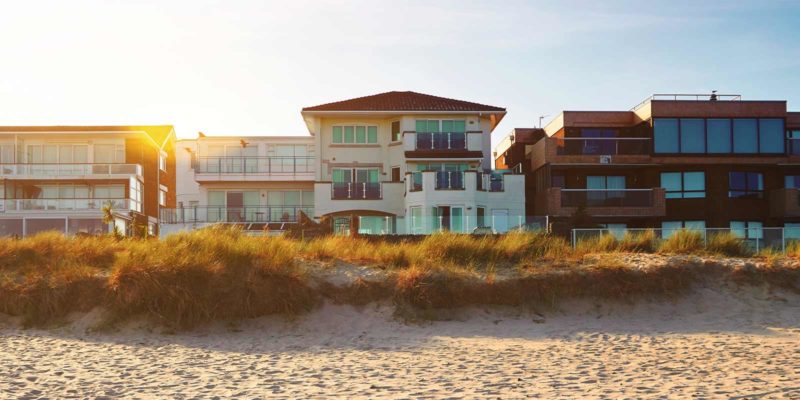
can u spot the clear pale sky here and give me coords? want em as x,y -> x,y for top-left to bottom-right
1,0 -> 798,149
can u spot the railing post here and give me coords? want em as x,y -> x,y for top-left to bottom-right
447,132 -> 451,149
348,182 -> 352,199
362,182 -> 366,199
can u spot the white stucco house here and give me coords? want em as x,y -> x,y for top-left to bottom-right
300,91 -> 526,234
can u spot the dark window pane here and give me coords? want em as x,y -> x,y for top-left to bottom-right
733,119 -> 758,153
729,172 -> 747,190
654,118 -> 679,153
680,119 -> 705,153
759,118 -> 785,153
707,119 -> 731,153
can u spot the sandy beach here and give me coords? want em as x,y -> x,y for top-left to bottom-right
1,283 -> 799,399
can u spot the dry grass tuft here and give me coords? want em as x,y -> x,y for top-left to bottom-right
658,230 -> 705,254
706,232 -> 751,257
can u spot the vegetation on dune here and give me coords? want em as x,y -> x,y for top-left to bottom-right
0,225 -> 797,328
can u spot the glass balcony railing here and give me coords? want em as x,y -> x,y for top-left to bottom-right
435,171 -> 465,190
196,157 -> 314,174
554,138 -> 650,156
560,189 -> 654,207
415,132 -> 467,150
3,198 -> 130,212
331,182 -> 382,200
160,206 -> 314,224
0,163 -> 142,177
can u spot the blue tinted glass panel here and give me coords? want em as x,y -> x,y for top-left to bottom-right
733,119 -> 758,153
660,172 -> 681,199
654,118 -> 679,153
683,172 -> 705,198
759,118 -> 785,153
747,172 -> 763,190
707,119 -> 731,153
786,176 -> 800,189
680,119 -> 705,153
729,172 -> 747,190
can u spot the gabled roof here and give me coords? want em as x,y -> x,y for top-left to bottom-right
302,91 -> 506,113
0,125 -> 175,147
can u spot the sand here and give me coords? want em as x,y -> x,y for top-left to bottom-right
1,283 -> 799,399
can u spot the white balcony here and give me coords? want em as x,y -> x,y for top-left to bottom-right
0,164 -> 143,180
194,156 -> 315,182
402,131 -> 484,157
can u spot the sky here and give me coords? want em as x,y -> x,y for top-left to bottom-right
1,0 -> 798,149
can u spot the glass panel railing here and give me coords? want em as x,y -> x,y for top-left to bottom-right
435,171 -> 465,190
554,138 -> 650,155
196,157 -> 315,174
159,206 -> 314,224
415,132 -> 467,150
561,189 -> 653,207
0,164 -> 142,176
4,198 -> 130,212
331,182 -> 382,199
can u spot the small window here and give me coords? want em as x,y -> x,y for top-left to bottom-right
660,172 -> 705,199
391,121 -> 401,142
159,188 -> 167,206
729,172 -> 764,199
786,175 -> 800,189
391,166 -> 400,182
159,153 -> 167,171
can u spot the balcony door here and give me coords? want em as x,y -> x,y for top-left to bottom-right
587,176 -> 625,205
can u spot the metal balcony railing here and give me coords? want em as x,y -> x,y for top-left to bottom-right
561,189 -> 654,207
195,156 -> 314,174
631,93 -> 742,111
415,132 -> 466,150
160,206 -> 314,224
0,163 -> 142,177
554,138 -> 650,156
476,173 -> 505,192
3,198 -> 130,212
435,171 -> 465,190
331,182 -> 382,199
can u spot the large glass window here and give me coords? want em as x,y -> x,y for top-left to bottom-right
332,125 -> 378,144
730,221 -> 763,239
786,175 -> 800,189
707,119 -> 732,153
729,172 -> 764,199
733,119 -> 758,153
759,118 -> 785,153
680,119 -> 705,153
660,172 -> 705,199
654,118 -> 679,153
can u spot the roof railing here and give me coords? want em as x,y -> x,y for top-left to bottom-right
631,93 -> 742,111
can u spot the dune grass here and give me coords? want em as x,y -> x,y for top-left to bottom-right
0,225 -> 797,328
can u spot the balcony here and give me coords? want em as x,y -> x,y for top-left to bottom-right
769,188 -> 800,218
536,187 -> 666,217
331,182 -> 382,200
0,163 -> 142,180
528,137 -> 652,170
194,156 -> 315,182
160,206 -> 314,224
2,198 -> 131,213
403,131 -> 484,158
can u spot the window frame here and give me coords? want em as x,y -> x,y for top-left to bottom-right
332,124 -> 379,144
652,117 -> 786,155
728,171 -> 764,199
660,171 -> 706,199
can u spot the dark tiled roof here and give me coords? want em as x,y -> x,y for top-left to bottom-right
302,91 -> 505,112
0,125 -> 175,145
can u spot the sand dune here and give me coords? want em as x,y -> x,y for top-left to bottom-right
1,284 -> 799,399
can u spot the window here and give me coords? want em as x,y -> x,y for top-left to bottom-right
785,223 -> 800,240
662,221 -> 706,238
730,221 -> 763,239
159,188 -> 167,206
476,207 -> 486,227
159,153 -> 167,171
94,144 -> 124,163
391,121 -> 401,142
707,119 -> 732,153
653,118 -> 679,153
655,117 -> 785,155
733,119 -> 758,153
759,118 -> 785,153
415,120 -> 466,133
391,166 -> 400,182
411,207 -> 423,232
679,119 -> 705,153
660,172 -> 705,199
28,144 -> 89,163
729,172 -> 764,199
786,176 -> 800,189
332,125 -> 378,144
129,177 -> 142,213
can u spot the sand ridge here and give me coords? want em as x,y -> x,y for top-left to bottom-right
0,284 -> 798,399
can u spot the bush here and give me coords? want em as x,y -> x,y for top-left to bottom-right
706,232 -> 751,257
658,230 -> 704,254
